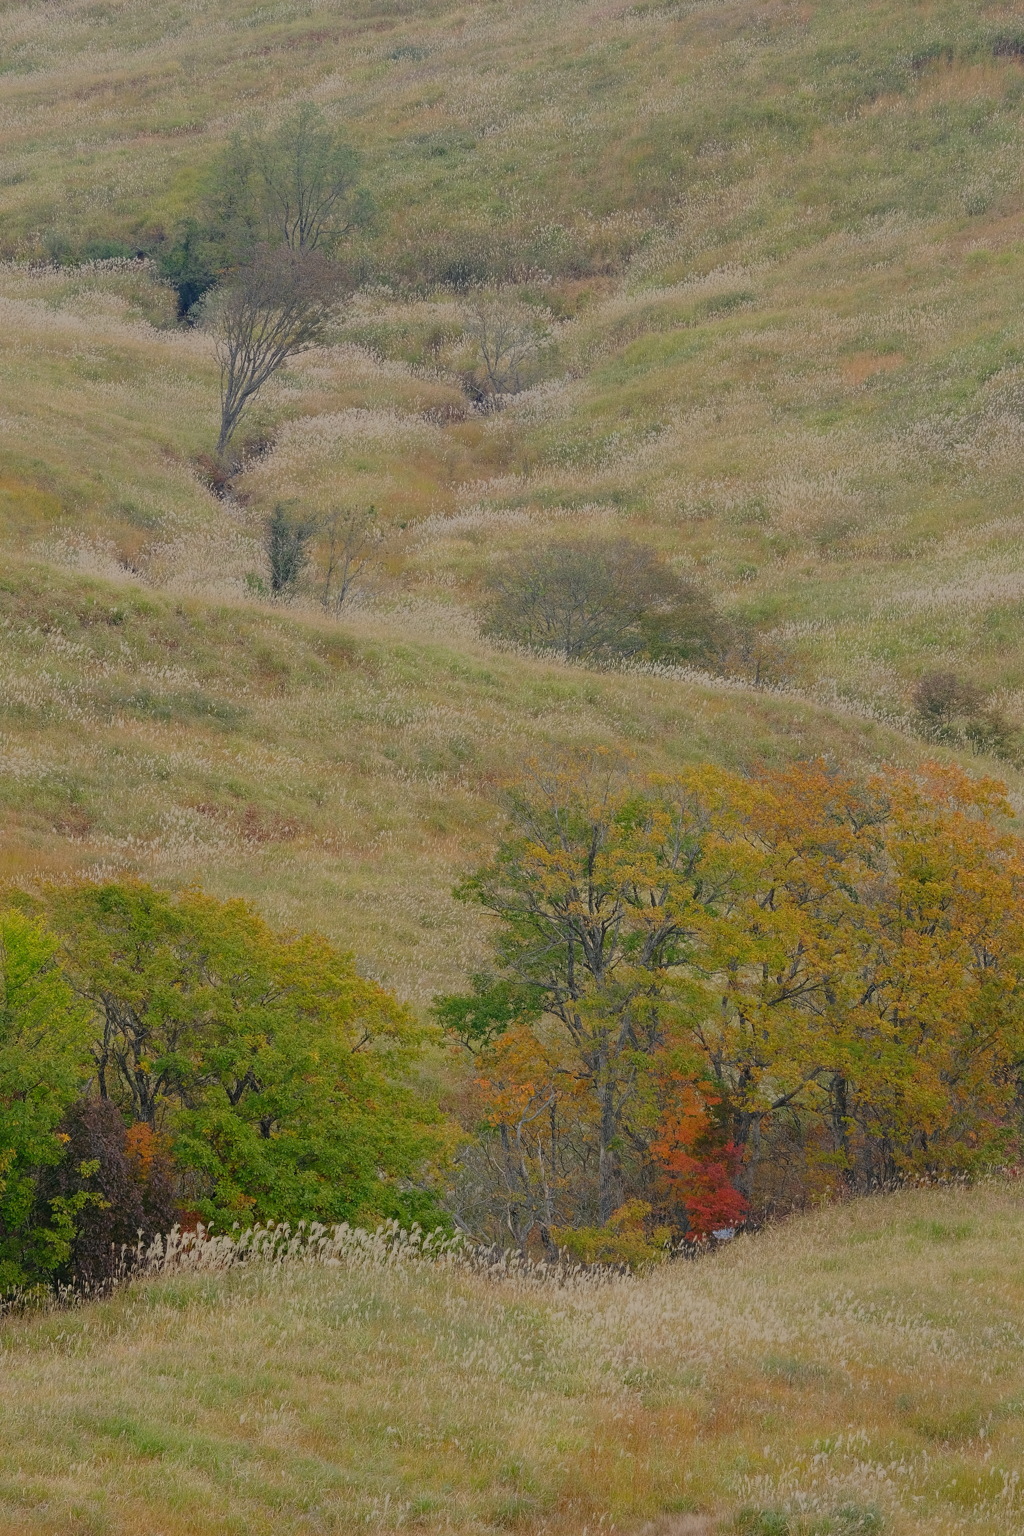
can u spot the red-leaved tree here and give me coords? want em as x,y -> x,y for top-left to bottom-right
651,1081 -> 748,1238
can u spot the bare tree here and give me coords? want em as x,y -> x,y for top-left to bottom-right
911,670 -> 983,730
481,537 -> 722,665
210,245 -> 341,459
464,295 -> 545,401
319,505 -> 380,610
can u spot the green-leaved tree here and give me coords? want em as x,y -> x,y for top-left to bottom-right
50,883 -> 448,1230
0,910 -> 93,1291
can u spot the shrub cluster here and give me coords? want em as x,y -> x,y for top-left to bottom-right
479,536 -> 727,668
479,535 -> 788,684
0,884 -> 444,1295
911,669 -> 1017,760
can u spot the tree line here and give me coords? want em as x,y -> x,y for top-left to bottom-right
436,757 -> 1024,1258
6,757 -> 1021,1292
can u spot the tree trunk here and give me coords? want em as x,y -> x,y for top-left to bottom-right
597,1077 -> 618,1222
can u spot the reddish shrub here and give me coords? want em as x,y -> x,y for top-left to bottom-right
652,1081 -> 749,1239
42,1099 -> 178,1289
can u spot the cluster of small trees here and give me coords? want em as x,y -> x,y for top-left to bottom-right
0,883 -> 443,1294
159,104 -> 562,470
436,756 -> 1024,1254
166,110 -> 545,466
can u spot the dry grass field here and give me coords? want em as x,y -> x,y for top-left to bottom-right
4,1183 -> 1024,1536
1,0 -> 1024,996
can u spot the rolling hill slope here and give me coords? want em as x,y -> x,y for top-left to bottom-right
1,10 -> 1024,1533
0,0 -> 1022,993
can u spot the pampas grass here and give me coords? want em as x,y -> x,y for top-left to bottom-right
4,1184 -> 1024,1533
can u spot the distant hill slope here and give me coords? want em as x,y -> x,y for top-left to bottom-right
3,1182 -> 1024,1534
0,0 -> 1022,984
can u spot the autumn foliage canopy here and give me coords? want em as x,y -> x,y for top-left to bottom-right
437,757 -> 1024,1254
2,754 -> 1023,1290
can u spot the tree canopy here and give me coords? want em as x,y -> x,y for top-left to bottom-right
0,883 -> 447,1293
438,757 -> 1024,1248
49,882 -> 444,1230
159,103 -> 366,318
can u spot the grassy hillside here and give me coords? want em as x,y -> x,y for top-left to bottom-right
0,556 -> 927,999
0,250 -> 1000,1003
0,0 -> 1023,992
3,1183 -> 1024,1535
1,11 -> 1023,1530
